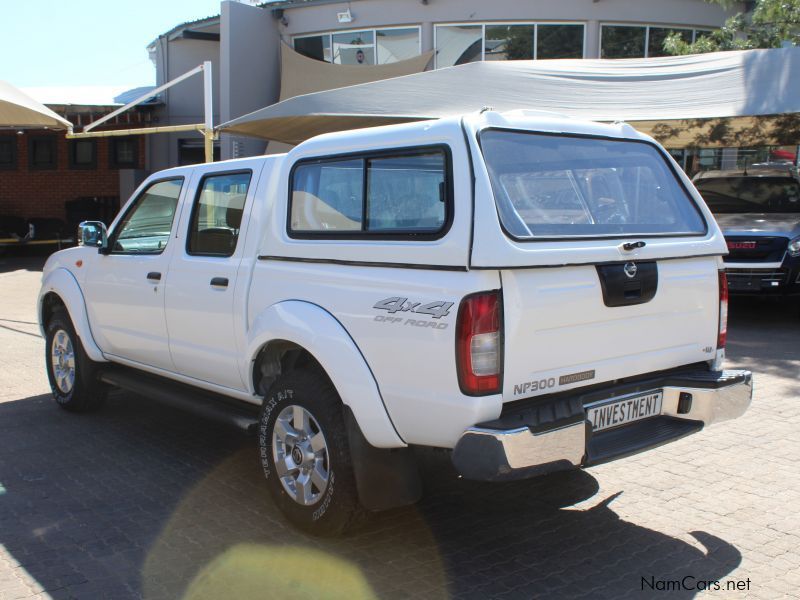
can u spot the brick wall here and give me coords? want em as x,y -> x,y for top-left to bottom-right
0,133 -> 145,224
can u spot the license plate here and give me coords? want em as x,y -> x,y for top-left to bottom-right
587,390 -> 663,432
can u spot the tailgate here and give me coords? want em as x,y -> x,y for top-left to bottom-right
501,256 -> 719,401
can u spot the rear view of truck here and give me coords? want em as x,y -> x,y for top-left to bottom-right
452,113 -> 752,480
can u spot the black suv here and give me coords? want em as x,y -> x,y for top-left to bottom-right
694,166 -> 800,296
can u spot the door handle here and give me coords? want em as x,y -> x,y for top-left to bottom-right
210,277 -> 229,288
147,272 -> 161,281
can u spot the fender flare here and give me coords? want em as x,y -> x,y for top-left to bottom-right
38,268 -> 107,363
246,300 -> 404,449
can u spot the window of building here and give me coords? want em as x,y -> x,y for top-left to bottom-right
68,139 -> 96,169
178,139 -> 221,166
112,178 -> 184,254
294,34 -> 332,62
110,137 -> 139,168
600,25 -> 647,58
376,28 -> 422,63
0,137 -> 17,170
435,23 -> 585,68
187,171 -> 252,257
332,30 -> 375,64
602,24 -> 717,59
290,147 -> 449,237
647,27 -> 693,57
294,26 -> 421,65
537,24 -> 585,60
28,136 -> 57,170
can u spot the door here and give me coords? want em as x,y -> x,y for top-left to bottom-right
164,170 -> 255,390
83,177 -> 186,369
474,129 -> 723,400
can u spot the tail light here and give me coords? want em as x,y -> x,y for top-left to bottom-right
718,270 -> 728,349
456,291 -> 502,395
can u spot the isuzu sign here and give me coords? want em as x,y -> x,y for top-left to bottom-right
727,241 -> 757,250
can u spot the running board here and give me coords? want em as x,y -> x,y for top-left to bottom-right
98,366 -> 259,432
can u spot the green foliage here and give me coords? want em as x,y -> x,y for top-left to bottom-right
664,0 -> 800,55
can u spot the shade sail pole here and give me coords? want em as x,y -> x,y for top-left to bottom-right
203,61 -> 214,163
67,61 -> 216,163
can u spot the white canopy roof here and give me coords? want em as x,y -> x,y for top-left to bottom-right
220,48 -> 800,145
0,81 -> 72,130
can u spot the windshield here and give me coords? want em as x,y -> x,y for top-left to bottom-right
480,130 -> 706,239
694,176 -> 800,214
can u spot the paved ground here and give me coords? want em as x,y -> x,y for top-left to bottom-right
0,252 -> 798,600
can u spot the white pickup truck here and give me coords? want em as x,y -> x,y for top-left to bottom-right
39,111 -> 752,535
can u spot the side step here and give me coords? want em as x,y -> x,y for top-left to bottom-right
98,366 -> 259,432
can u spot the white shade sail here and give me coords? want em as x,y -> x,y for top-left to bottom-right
220,48 -> 800,147
0,81 -> 72,129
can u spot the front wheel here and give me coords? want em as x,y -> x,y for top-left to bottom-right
258,368 -> 366,536
45,308 -> 106,412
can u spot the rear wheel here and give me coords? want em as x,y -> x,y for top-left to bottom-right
45,308 -> 106,412
258,368 -> 366,536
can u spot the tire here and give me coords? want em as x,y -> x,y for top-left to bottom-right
258,368 -> 367,536
45,308 -> 107,412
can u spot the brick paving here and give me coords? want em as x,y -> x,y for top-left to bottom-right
0,253 -> 798,599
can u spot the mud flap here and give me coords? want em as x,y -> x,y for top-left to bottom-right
343,406 -> 422,511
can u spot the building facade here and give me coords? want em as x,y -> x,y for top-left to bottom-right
0,105 -> 148,245
146,0 -> 741,171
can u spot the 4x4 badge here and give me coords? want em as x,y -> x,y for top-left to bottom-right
624,262 -> 638,279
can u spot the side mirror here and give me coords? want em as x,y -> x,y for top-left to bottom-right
78,221 -> 108,252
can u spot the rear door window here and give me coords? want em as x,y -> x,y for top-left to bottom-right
480,130 -> 706,239
187,171 -> 252,256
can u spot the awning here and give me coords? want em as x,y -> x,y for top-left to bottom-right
279,43 -> 434,101
0,81 -> 72,130
219,48 -> 800,148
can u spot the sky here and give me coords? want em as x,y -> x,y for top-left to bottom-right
0,0 -> 241,101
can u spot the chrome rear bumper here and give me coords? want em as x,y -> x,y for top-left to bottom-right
452,369 -> 752,481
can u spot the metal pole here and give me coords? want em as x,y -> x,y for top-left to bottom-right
85,64 -> 205,133
203,61 -> 214,163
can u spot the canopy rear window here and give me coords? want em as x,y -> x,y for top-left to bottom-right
694,176 -> 800,214
480,130 -> 706,239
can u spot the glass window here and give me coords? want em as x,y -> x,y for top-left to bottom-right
332,30 -> 374,65
0,137 -> 17,170
436,25 -> 482,68
601,25 -> 646,58
69,139 -> 96,169
694,177 -> 800,214
537,24 -> 584,59
110,137 -> 138,168
484,25 -> 534,61
112,179 -> 183,253
29,136 -> 56,170
648,27 -> 692,57
694,28 -> 714,42
291,159 -> 364,232
187,172 -> 252,256
366,152 -> 446,232
294,35 -> 331,62
480,130 -> 706,239
376,28 -> 420,64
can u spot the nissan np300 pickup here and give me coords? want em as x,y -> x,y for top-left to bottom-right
38,111 -> 752,535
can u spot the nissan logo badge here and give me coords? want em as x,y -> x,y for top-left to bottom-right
624,262 -> 638,279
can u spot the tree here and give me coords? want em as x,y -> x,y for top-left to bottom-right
664,0 -> 800,55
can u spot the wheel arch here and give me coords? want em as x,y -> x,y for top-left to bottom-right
246,300 -> 404,449
38,268 -> 106,362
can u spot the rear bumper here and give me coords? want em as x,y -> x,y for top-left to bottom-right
452,369 -> 752,481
